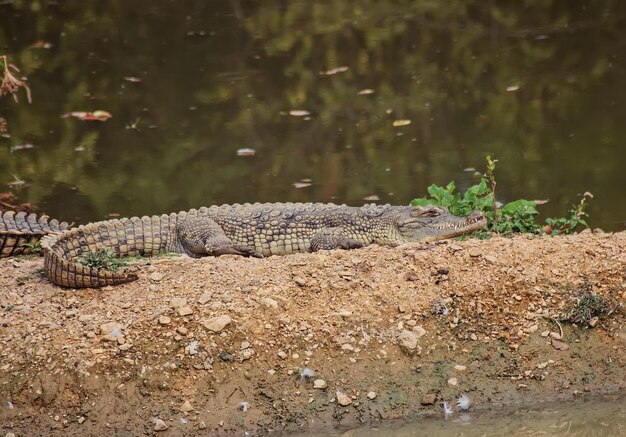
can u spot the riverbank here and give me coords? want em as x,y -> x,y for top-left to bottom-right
0,231 -> 624,435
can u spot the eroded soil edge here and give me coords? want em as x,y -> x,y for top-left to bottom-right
1,232 -> 625,435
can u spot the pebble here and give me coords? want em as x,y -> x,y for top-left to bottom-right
277,351 -> 288,359
177,306 -> 193,316
100,322 -> 123,341
180,400 -> 193,412
413,325 -> 426,338
484,254 -> 498,263
469,247 -> 481,257
240,341 -> 251,350
313,379 -> 327,389
158,316 -> 171,325
448,377 -> 458,387
199,421 -> 207,430
153,418 -> 168,431
240,348 -> 255,361
336,391 -> 352,406
149,272 -> 163,282
421,393 -> 437,405
203,315 -> 232,333
197,292 -> 212,305
5,433 -> 16,437
170,297 -> 187,308
398,330 -> 421,355
177,326 -> 188,335
367,391 -> 377,400
261,297 -> 278,309
454,365 -> 467,372
77,416 -> 85,424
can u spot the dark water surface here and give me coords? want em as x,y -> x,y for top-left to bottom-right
1,1 -> 625,228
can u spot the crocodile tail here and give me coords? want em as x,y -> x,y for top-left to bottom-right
0,211 -> 71,257
42,231 -> 139,288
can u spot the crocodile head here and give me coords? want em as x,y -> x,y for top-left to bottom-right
394,205 -> 487,242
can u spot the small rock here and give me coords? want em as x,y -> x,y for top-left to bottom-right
313,379 -> 327,389
219,351 -> 234,362
470,333 -> 478,341
203,315 -> 232,333
468,247 -> 481,257
336,391 -> 352,406
180,400 -> 193,412
198,421 -> 206,430
413,325 -> 426,339
367,391 -> 377,400
240,348 -> 255,361
77,416 -> 86,424
398,330 -> 421,355
551,338 -> 569,351
421,393 -> 437,405
448,377 -> 458,387
177,326 -> 188,335
153,418 -> 168,431
240,341 -> 251,350
260,297 -> 278,309
177,306 -> 193,316
5,433 -> 16,437
170,297 -> 187,308
341,343 -> 354,351
454,365 -> 467,372
158,316 -> 171,325
483,254 -> 497,263
100,322 -> 123,341
149,272 -> 163,282
277,351 -> 288,360
197,292 -> 212,305
588,317 -> 599,327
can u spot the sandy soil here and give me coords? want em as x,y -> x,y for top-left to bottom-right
0,231 -> 624,436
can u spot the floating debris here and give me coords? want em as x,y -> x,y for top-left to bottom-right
506,85 -> 520,92
292,180 -> 312,189
62,110 -> 112,121
236,148 -> 256,157
123,76 -> 142,83
319,66 -> 349,76
357,89 -> 375,95
392,119 -> 411,127
288,110 -> 310,117
9,143 -> 34,153
363,195 -> 380,201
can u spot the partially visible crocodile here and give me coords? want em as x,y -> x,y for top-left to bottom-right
1,203 -> 486,288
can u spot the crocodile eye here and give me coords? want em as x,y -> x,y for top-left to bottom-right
418,207 -> 440,217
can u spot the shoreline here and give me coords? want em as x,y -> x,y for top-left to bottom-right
1,232 -> 624,435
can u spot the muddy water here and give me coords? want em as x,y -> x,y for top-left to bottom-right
313,396 -> 625,437
0,1 -> 625,229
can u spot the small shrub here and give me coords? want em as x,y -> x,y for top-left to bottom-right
560,288 -> 620,325
411,156 -> 590,236
78,249 -> 127,272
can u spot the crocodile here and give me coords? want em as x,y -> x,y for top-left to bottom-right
0,203 -> 486,288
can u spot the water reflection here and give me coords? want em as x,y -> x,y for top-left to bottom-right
315,395 -> 626,436
0,1 -> 624,229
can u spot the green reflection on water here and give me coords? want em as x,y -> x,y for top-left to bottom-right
1,1 -> 625,229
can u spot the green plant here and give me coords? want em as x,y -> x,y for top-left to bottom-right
78,249 -> 127,272
410,156 -> 590,236
545,192 -> 592,235
24,240 -> 42,254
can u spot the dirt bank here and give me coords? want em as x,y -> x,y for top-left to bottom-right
0,231 -> 624,436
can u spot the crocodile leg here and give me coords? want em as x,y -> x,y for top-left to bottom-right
177,216 -> 261,257
310,227 -> 364,251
